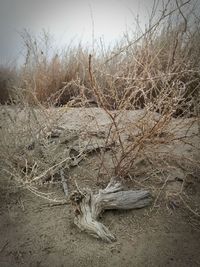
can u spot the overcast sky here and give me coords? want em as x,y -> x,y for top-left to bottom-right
0,0 -> 161,65
0,0 -> 197,66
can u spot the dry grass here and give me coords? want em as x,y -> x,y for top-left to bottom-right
0,0 -> 199,216
0,66 -> 18,104
11,2 -> 198,114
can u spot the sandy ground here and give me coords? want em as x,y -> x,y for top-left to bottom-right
0,179 -> 200,267
0,107 -> 200,267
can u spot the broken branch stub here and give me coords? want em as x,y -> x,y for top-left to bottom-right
70,181 -> 152,242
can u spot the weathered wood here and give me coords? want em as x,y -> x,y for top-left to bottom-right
70,179 -> 152,242
60,170 -> 68,197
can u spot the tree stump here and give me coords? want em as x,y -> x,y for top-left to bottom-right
70,178 -> 152,242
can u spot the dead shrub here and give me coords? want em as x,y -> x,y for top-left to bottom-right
0,0 -> 199,219
0,66 -> 17,104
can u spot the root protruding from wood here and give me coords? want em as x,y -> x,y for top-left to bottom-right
70,179 -> 152,242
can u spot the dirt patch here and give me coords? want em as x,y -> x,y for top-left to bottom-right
0,107 -> 200,266
0,177 -> 200,267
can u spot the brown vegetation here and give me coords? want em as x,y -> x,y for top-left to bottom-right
0,1 -> 197,116
0,0 -> 199,243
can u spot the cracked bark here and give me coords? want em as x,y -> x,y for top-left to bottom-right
70,179 -> 152,242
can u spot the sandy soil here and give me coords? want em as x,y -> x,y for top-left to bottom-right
0,107 -> 200,267
0,180 -> 200,267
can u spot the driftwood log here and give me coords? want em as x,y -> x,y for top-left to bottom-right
70,178 -> 152,242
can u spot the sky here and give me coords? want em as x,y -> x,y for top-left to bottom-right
0,0 -> 162,65
0,0 -> 197,66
